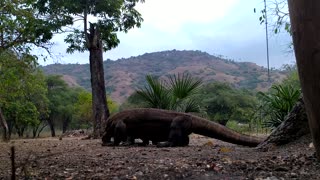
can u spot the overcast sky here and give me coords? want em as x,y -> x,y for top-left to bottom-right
39,0 -> 295,68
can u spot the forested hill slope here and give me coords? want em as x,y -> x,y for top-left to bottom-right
42,50 -> 287,103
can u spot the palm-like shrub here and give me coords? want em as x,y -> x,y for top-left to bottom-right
257,84 -> 301,129
136,73 -> 202,112
136,75 -> 171,109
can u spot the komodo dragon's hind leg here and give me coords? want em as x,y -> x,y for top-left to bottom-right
102,128 -> 114,146
102,133 -> 111,145
157,116 -> 191,147
114,120 -> 127,146
168,131 -> 189,147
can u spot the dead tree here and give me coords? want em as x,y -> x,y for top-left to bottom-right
258,98 -> 310,149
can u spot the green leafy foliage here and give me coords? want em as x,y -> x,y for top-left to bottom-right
257,83 -> 301,129
226,120 -> 251,134
0,68 -> 119,137
168,73 -> 202,109
0,51 -> 49,137
255,0 -> 291,35
0,0 -> 72,53
136,73 -> 202,112
73,91 -> 93,129
35,0 -> 144,137
35,0 -> 144,53
0,0 -> 77,139
198,82 -> 258,126
72,91 -> 118,129
136,75 -> 171,109
46,75 -> 83,133
119,92 -> 148,110
281,64 -> 300,90
255,65 -> 301,129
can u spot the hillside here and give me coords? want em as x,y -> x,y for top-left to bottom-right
42,50 -> 287,103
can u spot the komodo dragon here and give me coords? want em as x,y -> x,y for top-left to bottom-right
101,108 -> 264,147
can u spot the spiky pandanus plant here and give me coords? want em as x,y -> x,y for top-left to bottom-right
257,84 -> 301,129
136,73 -> 202,113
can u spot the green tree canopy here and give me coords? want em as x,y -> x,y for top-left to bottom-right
199,82 -> 258,126
0,0 -> 72,140
34,0 -> 144,53
46,75 -> 77,136
72,91 -> 118,129
0,51 -> 49,137
0,0 -> 71,53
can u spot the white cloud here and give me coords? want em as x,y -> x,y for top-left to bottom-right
136,0 -> 239,33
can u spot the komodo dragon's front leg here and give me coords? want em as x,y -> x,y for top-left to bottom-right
157,116 -> 192,147
103,120 -> 147,146
102,120 -> 128,146
113,120 -> 128,145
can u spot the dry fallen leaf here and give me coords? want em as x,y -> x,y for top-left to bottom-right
219,147 -> 232,153
202,141 -> 214,147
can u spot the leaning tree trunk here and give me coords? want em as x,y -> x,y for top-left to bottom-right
88,24 -> 110,138
258,98 -> 310,149
0,107 -> 9,141
288,0 -> 320,160
47,117 -> 56,137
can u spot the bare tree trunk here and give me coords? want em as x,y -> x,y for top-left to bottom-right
62,116 -> 71,133
62,120 -> 68,134
47,118 -> 55,137
88,24 -> 110,138
7,120 -> 13,139
37,122 -> 48,138
0,107 -> 9,141
288,0 -> 320,160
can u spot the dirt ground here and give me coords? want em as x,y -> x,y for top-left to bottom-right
0,134 -> 319,180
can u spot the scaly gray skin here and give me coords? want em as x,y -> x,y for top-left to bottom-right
102,108 -> 264,147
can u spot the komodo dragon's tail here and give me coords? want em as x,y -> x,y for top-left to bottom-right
190,116 -> 263,147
